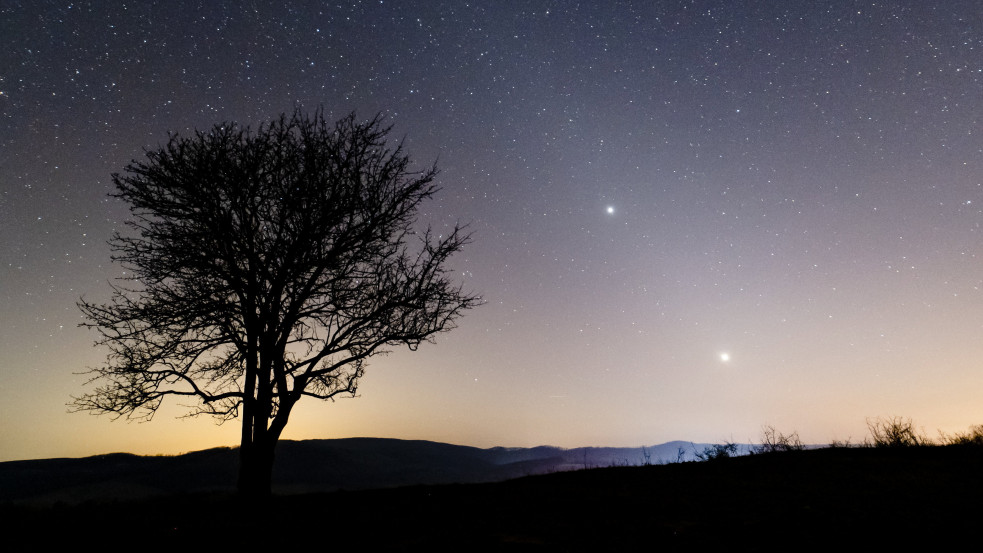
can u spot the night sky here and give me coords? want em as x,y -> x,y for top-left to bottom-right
2,1 -> 982,461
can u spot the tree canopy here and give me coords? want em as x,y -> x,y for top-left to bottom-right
74,110 -> 480,495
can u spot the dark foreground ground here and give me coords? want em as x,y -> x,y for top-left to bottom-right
4,446 -> 982,550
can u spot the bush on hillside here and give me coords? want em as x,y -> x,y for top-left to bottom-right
754,425 -> 804,453
866,416 -> 927,448
940,424 -> 983,446
695,442 -> 738,461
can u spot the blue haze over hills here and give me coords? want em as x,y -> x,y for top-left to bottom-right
0,438 -> 755,504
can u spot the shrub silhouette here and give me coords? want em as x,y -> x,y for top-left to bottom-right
695,442 -> 738,461
940,424 -> 983,446
866,416 -> 927,447
754,425 -> 804,453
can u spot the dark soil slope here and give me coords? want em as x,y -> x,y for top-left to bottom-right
5,446 -> 981,550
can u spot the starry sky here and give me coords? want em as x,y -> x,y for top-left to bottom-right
2,1 -> 982,462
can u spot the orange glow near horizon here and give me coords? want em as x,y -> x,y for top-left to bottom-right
3,2 -> 983,462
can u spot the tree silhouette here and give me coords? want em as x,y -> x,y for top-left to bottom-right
74,110 -> 480,496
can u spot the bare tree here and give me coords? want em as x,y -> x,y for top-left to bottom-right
73,109 -> 480,496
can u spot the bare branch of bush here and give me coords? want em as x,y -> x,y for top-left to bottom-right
939,424 -> 983,446
694,442 -> 738,461
866,416 -> 928,447
754,425 -> 804,453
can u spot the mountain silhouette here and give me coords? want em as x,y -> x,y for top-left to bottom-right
0,438 -> 729,504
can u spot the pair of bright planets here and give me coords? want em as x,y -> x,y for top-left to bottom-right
605,205 -> 731,364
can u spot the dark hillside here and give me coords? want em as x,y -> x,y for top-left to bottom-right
4,445 -> 982,549
0,438 -> 719,504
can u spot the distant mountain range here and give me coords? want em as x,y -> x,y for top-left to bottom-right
6,443 -> 983,546
0,438 -> 751,504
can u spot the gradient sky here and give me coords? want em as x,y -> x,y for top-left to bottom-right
2,1 -> 982,462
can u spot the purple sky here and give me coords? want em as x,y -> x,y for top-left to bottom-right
2,1 -> 982,461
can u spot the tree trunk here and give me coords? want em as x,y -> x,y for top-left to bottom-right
237,402 -> 293,497
237,438 -> 275,497
239,314 -> 262,496
237,392 -> 277,497
237,364 -> 275,496
236,338 -> 291,497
